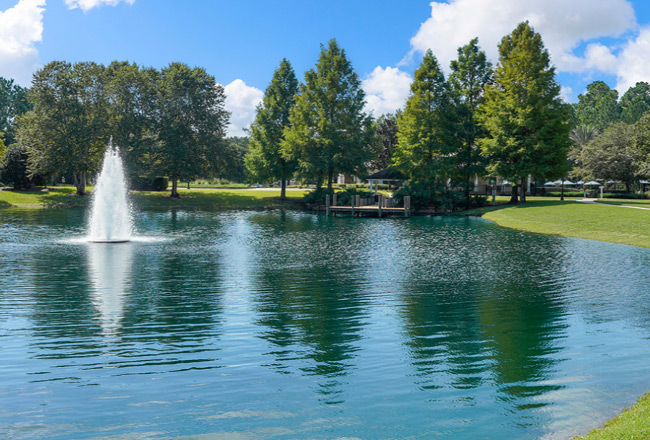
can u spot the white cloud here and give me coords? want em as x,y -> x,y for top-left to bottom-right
0,0 -> 45,85
559,86 -> 573,103
583,43 -> 618,73
65,0 -> 135,12
223,79 -> 263,137
362,66 -> 412,116
409,0 -> 636,72
615,26 -> 650,93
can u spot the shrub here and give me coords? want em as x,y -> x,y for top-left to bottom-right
0,144 -> 32,189
603,192 -> 647,199
131,176 -> 168,191
335,187 -> 372,205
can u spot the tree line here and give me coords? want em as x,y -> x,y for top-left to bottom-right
2,61 -> 231,196
570,81 -> 650,193
2,21 -> 649,206
245,23 -> 571,207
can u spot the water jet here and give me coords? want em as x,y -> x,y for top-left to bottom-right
88,141 -> 133,243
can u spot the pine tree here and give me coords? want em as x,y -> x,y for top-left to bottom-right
245,59 -> 298,199
478,22 -> 571,203
449,38 -> 493,203
282,39 -> 373,194
393,50 -> 455,207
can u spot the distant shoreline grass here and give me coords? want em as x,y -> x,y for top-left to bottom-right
455,198 -> 650,249
0,186 -> 308,211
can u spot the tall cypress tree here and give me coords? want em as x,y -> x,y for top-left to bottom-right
245,59 -> 298,199
393,50 -> 454,207
449,38 -> 493,203
282,39 -> 373,194
478,22 -> 571,203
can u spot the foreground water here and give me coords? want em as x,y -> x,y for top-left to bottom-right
2,209 -> 650,439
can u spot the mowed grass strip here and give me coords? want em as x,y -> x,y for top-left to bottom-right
482,200 -> 650,248
575,393 -> 650,440
131,188 -> 308,210
0,187 -> 308,210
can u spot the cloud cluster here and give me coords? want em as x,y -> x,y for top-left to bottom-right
65,0 -> 135,12
362,66 -> 412,117
409,0 -> 636,73
616,27 -> 650,92
223,79 -> 263,137
0,0 -> 45,85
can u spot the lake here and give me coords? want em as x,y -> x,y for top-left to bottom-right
2,209 -> 650,439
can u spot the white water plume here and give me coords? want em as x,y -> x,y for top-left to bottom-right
88,143 -> 133,242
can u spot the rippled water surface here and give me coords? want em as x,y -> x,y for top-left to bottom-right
2,209 -> 650,439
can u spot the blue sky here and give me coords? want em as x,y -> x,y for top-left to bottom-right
2,0 -> 650,135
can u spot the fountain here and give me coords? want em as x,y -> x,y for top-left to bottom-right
88,142 -> 133,243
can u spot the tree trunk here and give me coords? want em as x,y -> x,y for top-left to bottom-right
280,177 -> 286,200
509,184 -> 518,204
75,171 -> 86,196
171,177 -> 179,198
520,178 -> 527,203
327,167 -> 334,195
626,181 -> 631,193
187,181 -> 190,190
464,144 -> 472,204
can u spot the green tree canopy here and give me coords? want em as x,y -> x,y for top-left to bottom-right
222,136 -> 249,183
574,80 -> 621,131
449,37 -> 493,202
478,22 -> 571,203
620,81 -> 650,124
282,39 -> 373,193
579,122 -> 639,192
369,112 -> 399,171
245,58 -> 298,198
105,61 -> 159,178
0,77 -> 31,145
19,61 -> 109,195
153,62 -> 229,197
393,49 -> 456,207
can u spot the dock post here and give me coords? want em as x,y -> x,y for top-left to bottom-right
404,196 -> 411,218
351,194 -> 355,216
326,194 -> 330,216
332,193 -> 337,206
378,195 -> 383,218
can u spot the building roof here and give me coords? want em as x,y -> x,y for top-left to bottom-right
366,167 -> 406,181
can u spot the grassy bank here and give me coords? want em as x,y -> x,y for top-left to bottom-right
463,198 -> 650,249
575,393 -> 650,439
0,187 -> 308,210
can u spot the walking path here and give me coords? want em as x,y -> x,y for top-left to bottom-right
577,198 -> 650,211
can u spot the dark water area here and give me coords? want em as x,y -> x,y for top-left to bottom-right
1,209 -> 650,439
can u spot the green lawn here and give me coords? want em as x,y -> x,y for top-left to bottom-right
595,198 -> 650,208
480,199 -> 650,248
0,187 -> 87,208
0,187 -> 308,210
575,393 -> 650,440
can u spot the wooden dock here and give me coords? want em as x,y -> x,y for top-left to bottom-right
324,194 -> 411,218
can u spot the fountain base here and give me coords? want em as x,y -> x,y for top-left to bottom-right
88,240 -> 130,244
